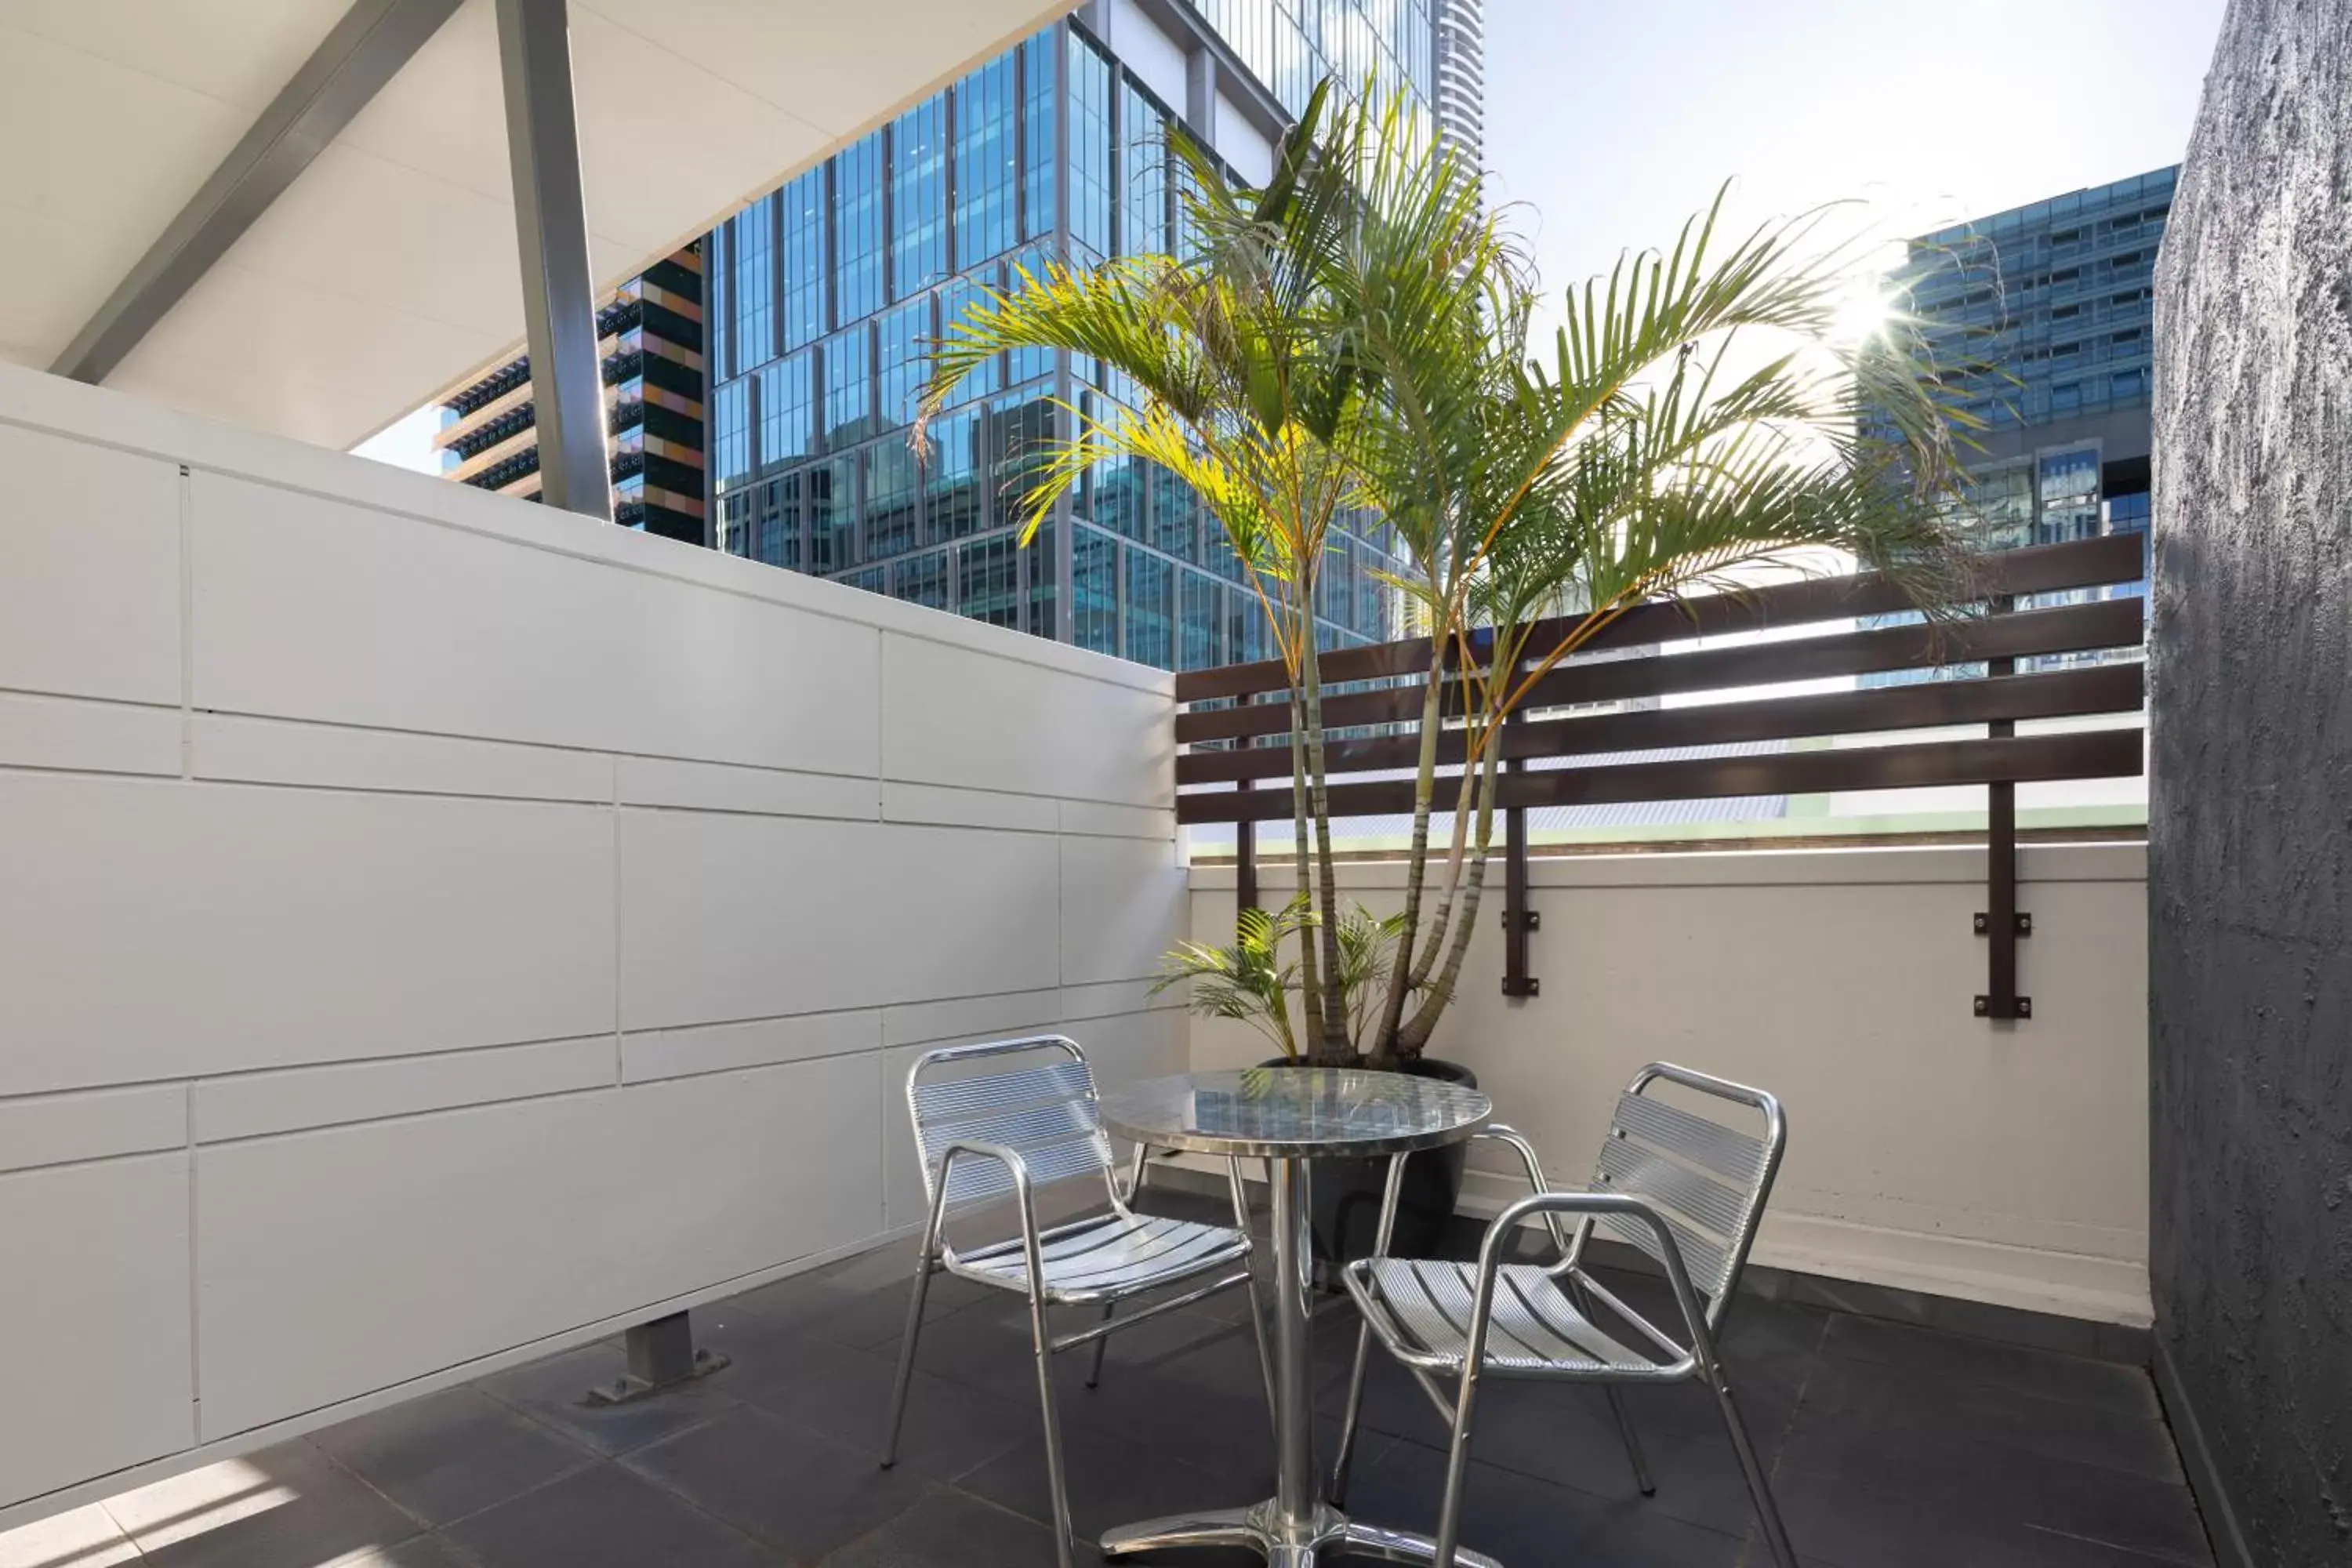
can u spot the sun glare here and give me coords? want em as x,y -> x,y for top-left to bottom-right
1829,282 -> 1896,347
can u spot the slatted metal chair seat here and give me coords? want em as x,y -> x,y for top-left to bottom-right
1351,1258 -> 1676,1378
881,1035 -> 1274,1568
952,1210 -> 1252,1301
1330,1062 -> 1799,1568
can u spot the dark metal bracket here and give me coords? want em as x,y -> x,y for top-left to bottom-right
1976,594 -> 2031,1022
1501,717 -> 1539,999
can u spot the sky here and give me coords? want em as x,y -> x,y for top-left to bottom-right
357,0 -> 2231,474
1483,0 -> 2228,307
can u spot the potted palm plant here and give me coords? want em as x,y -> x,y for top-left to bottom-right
920,83 -> 1973,1257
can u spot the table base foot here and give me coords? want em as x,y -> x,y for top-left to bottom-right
1099,1498 -> 1501,1567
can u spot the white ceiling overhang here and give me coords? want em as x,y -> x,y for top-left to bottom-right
0,0 -> 1077,450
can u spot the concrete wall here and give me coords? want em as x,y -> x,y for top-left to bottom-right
1189,844 -> 2152,1326
0,365 -> 1185,1522
2148,2 -> 2352,1563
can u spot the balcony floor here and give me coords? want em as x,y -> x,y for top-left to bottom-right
9,1188 -> 2212,1568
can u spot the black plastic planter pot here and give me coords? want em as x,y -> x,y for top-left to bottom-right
1258,1056 -> 1479,1283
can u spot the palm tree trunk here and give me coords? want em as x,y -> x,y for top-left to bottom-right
1297,624 -> 1353,1063
1371,650 -> 1446,1066
1397,737 -> 1503,1055
1287,692 -> 1325,1048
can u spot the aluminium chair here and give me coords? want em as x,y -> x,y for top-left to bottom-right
880,1035 -> 1275,1568
1329,1062 -> 1797,1568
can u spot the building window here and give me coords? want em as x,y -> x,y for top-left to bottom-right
824,327 -> 873,446
808,456 -> 856,572
753,474 -> 799,568
781,167 -> 826,350
1120,79 -> 1170,259
1178,567 -> 1222,670
1149,462 -> 1196,561
2051,381 -> 2082,415
1068,30 -> 1114,261
1073,524 -> 1120,655
926,408 -> 985,540
877,299 -> 931,429
960,532 -> 1022,628
1004,244 -> 1055,386
2112,368 -> 2148,400
865,441 -> 920,561
833,130 -> 885,325
708,222 -> 731,383
891,94 -> 948,300
754,351 -> 813,469
896,547 -> 952,609
955,50 -> 1018,269
713,378 -> 750,487
733,194 -> 776,372
1022,30 -> 1058,241
935,275 -> 1001,409
993,391 -> 1055,535
1125,547 -> 1174,668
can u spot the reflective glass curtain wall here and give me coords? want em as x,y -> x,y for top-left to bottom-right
708,5 -> 1432,670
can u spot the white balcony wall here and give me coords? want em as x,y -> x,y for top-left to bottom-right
1188,843 -> 2151,1327
0,364 -> 1185,1522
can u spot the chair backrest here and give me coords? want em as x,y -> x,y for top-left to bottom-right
904,1035 -> 1117,1234
1581,1062 -> 1785,1330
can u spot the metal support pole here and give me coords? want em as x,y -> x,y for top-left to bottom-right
1500,707 -> 1538,998
1976,593 -> 2031,1020
495,0 -> 612,521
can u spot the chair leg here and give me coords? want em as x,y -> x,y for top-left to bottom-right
1085,1301 -> 1116,1389
879,1246 -> 937,1468
1602,1384 -> 1656,1496
1432,1367 -> 1485,1568
1224,1156 -> 1278,1443
1327,1317 -> 1375,1506
1027,1283 -> 1077,1568
1712,1374 -> 1797,1568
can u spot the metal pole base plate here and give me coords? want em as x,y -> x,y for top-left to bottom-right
1100,1498 -> 1503,1567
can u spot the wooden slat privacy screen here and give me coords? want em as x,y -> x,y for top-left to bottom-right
1175,531 -> 2148,1021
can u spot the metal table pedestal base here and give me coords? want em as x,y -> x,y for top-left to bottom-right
1101,1500 -> 1503,1567
1097,1145 -> 1501,1568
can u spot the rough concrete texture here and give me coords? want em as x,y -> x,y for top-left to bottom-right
2150,0 -> 2352,1563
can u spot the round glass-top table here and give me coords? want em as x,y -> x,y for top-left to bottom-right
1096,1069 -> 1498,1568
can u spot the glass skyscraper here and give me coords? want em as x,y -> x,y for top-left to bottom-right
704,2 -> 1456,671
1864,167 -> 2174,683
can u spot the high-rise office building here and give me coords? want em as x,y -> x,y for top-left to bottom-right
435,245 -> 707,543
1888,167 -> 2175,557
1432,0 -> 1485,196
706,1 -> 1457,670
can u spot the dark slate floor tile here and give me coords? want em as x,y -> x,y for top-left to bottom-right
739,1341 -> 1033,1483
1342,1429 -> 1772,1568
957,1422 -> 1263,1546
1777,1412 -> 2211,1567
104,1439 -> 426,1568
624,1406 -> 936,1565
307,1385 -> 597,1526
475,1341 -> 739,1457
1817,1315 -> 2161,1419
442,1463 -> 778,1568
817,1488 -> 1065,1568
1796,1353 -> 2185,1484
343,1538 -> 474,1567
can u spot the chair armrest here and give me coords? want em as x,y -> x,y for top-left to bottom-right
929,1140 -> 1057,1300
1468,1124 -> 1571,1258
1476,1190 -> 1715,1367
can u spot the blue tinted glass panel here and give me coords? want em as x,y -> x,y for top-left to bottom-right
754,351 -> 813,469
925,408 -> 985,539
824,327 -> 873,446
891,96 -> 948,300
936,275 -> 1000,409
955,50 -> 1018,267
865,441 -> 920,561
1022,31 -> 1058,241
834,132 -> 885,324
877,299 -> 931,429
1178,567 -> 1221,670
713,377 -> 750,487
808,456 -> 856,572
960,532 -> 1023,628
733,194 -> 775,371
1073,523 -> 1120,655
1067,31 -> 1113,260
782,168 -> 827,350
1125,548 -> 1174,668
1120,81 -> 1168,258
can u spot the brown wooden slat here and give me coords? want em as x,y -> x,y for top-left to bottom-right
1173,532 -> 2149,704
1174,728 -> 2144,825
1175,597 -> 2147,744
1175,663 -> 2147,786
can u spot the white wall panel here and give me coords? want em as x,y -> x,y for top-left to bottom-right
193,1037 -> 615,1143
0,692 -> 180,778
187,471 -> 882,775
880,630 -> 1171,806
0,774 -> 615,1094
0,1156 -> 194,1505
1060,832 -> 1187,985
618,813 -> 1062,1031
0,1085 -> 186,1174
192,715 -> 612,804
194,1053 -> 881,1439
0,423 -> 181,706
